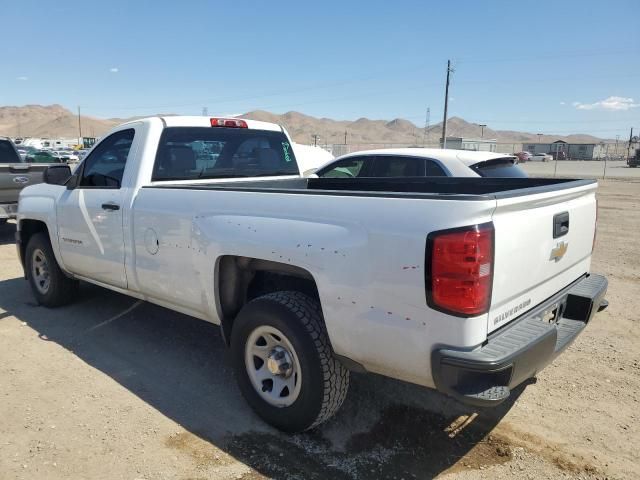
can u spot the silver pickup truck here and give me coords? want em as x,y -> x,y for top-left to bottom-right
0,137 -> 53,224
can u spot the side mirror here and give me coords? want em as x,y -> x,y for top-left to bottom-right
66,173 -> 80,190
43,165 -> 72,186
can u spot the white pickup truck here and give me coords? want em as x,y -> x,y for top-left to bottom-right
16,116 -> 608,432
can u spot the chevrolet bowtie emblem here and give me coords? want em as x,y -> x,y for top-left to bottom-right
550,241 -> 568,262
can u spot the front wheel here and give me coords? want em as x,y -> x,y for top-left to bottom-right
25,232 -> 78,307
231,291 -> 349,432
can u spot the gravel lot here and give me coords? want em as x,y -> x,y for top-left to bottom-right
0,179 -> 638,480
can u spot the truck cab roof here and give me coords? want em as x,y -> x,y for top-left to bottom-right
117,115 -> 284,133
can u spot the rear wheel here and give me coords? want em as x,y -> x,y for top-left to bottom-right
25,232 -> 78,307
231,291 -> 349,432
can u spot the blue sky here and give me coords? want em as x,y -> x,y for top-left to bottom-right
1,0 -> 638,137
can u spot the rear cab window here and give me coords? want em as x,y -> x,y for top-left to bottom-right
152,127 -> 299,181
471,158 -> 528,178
0,139 -> 22,164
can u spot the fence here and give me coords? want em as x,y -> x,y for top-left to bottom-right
320,142 -> 631,161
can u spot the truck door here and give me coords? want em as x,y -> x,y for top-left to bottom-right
56,128 -> 136,288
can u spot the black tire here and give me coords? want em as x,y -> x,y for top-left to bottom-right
231,291 -> 349,432
0,218 -> 7,226
25,232 -> 78,307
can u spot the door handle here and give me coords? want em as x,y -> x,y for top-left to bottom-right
553,212 -> 569,238
101,203 -> 120,211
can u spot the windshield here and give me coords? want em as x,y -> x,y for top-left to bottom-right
152,127 -> 299,181
471,158 -> 528,178
0,139 -> 23,163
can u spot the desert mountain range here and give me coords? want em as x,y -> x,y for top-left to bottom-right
0,104 -> 610,146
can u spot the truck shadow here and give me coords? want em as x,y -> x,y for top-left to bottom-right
0,277 -> 527,479
0,221 -> 16,246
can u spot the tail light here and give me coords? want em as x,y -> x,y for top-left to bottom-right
210,118 -> 248,128
426,223 -> 494,317
592,198 -> 598,253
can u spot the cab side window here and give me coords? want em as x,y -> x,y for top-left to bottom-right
79,129 -> 135,188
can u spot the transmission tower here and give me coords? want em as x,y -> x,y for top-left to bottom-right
423,107 -> 430,146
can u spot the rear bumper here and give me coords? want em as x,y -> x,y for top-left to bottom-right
0,202 -> 18,219
432,273 -> 608,407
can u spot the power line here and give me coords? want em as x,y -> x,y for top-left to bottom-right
400,113 -> 639,125
79,67 -> 640,113
455,49 -> 639,64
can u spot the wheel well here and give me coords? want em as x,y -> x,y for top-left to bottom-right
217,255 -> 320,344
18,220 -> 49,274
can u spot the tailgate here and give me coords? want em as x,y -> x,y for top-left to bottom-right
488,181 -> 597,333
0,163 -> 49,204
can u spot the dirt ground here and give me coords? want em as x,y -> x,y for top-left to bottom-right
0,179 -> 638,480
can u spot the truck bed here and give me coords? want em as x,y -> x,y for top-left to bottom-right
147,176 -> 595,199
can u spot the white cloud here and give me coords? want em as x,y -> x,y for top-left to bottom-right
573,96 -> 639,111
16,76 -> 28,81
559,101 -> 565,105
109,67 -> 119,73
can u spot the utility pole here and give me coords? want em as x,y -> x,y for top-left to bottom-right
202,107 -> 208,116
615,135 -> 620,159
441,60 -> 452,149
423,107 -> 430,146
479,124 -> 486,138
344,130 -> 347,145
312,134 -> 320,147
627,127 -> 634,161
537,133 -> 542,143
77,106 -> 83,147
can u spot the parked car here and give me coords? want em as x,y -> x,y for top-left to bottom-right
26,150 -> 64,164
17,116 -> 608,432
549,151 -> 567,161
17,146 -> 38,161
1,138 -> 55,225
530,153 -> 553,162
514,151 -> 531,162
53,150 -> 80,163
313,149 -> 527,178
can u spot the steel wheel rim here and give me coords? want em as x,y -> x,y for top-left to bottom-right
31,248 -> 51,294
244,325 -> 302,407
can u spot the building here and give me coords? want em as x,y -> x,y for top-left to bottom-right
441,136 -> 498,152
522,140 -> 605,160
17,137 -> 79,149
